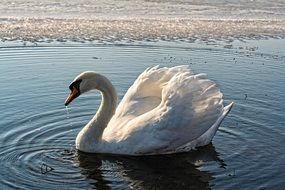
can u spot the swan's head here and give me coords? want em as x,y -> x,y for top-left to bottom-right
65,71 -> 99,106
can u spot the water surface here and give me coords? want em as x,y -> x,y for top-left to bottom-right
0,41 -> 284,189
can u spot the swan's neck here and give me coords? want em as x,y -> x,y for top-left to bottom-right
76,75 -> 117,152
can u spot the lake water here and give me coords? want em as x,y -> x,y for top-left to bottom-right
0,0 -> 285,189
0,41 -> 284,189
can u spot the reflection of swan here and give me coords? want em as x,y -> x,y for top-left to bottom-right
76,143 -> 225,189
65,65 -> 233,155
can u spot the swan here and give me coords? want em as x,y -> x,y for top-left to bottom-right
65,65 -> 233,155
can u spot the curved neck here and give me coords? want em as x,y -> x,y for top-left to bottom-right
91,75 -> 117,140
76,75 -> 117,151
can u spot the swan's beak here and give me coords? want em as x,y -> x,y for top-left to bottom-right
65,87 -> 79,106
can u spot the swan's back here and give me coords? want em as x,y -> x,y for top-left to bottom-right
102,65 -> 232,155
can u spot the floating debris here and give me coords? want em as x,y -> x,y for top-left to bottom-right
41,163 -> 54,174
224,44 -> 233,49
61,149 -> 74,156
228,168 -> 236,177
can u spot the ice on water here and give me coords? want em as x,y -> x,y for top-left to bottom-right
0,0 -> 285,42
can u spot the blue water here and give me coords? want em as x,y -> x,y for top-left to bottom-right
0,40 -> 284,189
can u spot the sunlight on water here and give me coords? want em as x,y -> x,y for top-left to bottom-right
0,0 -> 285,42
1,19 -> 285,43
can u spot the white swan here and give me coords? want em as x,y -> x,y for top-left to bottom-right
65,65 -> 233,155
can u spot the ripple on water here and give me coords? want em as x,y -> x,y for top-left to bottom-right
0,145 -> 86,189
0,43 -> 284,189
0,107 -> 86,189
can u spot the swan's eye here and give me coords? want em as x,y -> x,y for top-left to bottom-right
65,79 -> 82,106
69,79 -> 82,92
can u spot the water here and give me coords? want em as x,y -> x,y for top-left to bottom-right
0,41 -> 284,189
0,0 -> 285,189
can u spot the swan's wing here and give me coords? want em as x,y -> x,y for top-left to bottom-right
104,65 -> 192,143
108,71 -> 226,154
162,72 -> 224,140
155,72 -> 224,151
107,65 -> 192,127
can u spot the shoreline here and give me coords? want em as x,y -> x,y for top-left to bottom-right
1,18 -> 285,43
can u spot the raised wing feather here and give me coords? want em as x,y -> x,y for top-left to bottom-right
115,65 -> 192,117
103,66 -> 227,154
150,72 -> 224,151
106,65 -> 192,133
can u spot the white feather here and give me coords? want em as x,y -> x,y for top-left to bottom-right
70,65 -> 233,155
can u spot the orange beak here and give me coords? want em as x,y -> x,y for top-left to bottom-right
65,87 -> 79,106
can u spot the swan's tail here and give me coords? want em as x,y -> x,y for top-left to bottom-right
223,102 -> 234,117
198,101 -> 234,145
175,102 -> 234,153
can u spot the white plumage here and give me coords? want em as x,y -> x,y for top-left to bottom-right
65,65 -> 233,155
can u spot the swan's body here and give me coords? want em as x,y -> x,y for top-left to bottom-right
65,65 -> 233,155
